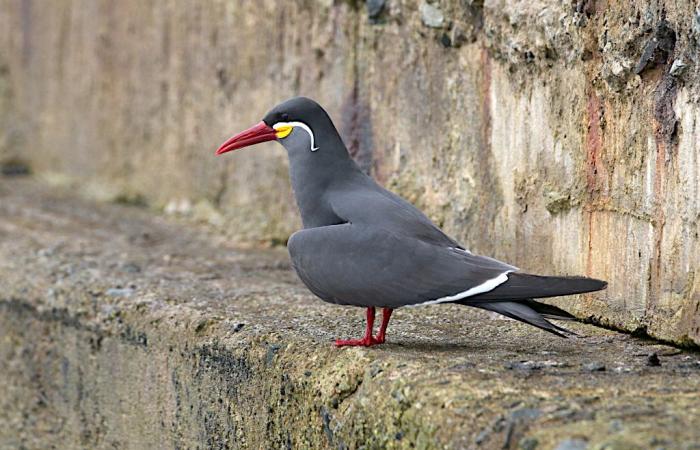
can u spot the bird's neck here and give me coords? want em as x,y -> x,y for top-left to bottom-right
287,142 -> 359,229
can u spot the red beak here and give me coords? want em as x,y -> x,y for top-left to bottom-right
215,121 -> 277,155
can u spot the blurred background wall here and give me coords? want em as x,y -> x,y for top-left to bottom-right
0,0 -> 698,345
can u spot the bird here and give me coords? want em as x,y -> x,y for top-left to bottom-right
215,97 -> 607,347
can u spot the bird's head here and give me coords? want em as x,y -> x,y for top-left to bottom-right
216,97 -> 331,155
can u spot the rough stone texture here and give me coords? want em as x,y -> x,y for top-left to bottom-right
2,178 -> 700,449
0,2 -> 698,342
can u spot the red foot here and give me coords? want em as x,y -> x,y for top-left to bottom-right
334,336 -> 381,347
334,307 -> 394,348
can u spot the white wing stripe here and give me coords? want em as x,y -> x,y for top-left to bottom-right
411,270 -> 514,307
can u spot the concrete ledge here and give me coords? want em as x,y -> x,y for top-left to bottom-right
1,178 -> 700,449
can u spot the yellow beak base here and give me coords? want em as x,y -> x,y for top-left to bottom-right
274,124 -> 293,139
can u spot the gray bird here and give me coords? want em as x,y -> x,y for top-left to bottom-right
216,97 -> 606,347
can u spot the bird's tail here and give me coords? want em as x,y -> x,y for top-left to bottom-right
470,299 -> 577,338
456,272 -> 607,337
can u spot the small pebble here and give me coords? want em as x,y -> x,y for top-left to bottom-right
583,362 -> 606,372
646,352 -> 661,367
506,360 -> 543,371
669,59 -> 688,77
420,2 -> 444,28
366,0 -> 385,20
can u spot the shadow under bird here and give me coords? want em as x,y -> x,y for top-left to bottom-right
216,97 -> 607,347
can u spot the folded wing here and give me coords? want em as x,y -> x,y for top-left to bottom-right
288,223 -> 514,308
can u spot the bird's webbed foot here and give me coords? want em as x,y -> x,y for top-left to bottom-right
334,336 -> 381,347
334,306 -> 380,347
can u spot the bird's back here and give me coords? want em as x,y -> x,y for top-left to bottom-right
327,171 -> 463,248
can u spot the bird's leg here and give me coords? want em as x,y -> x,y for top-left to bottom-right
374,308 -> 393,344
335,307 -> 380,347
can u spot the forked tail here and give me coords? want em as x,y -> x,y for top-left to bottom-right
457,273 -> 607,337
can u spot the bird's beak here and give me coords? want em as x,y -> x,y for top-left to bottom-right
215,121 -> 277,155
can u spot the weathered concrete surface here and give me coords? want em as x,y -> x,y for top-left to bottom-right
0,2 -> 698,342
2,178 -> 700,449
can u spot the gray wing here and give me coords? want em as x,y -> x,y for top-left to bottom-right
328,179 -> 463,248
287,223 -> 515,308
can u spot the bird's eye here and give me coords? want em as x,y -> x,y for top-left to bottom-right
281,113 -> 290,122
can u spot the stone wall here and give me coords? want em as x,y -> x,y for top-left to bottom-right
2,180 -> 700,449
0,0 -> 698,344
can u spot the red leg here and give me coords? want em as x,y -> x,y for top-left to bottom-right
375,308 -> 393,344
335,307 -> 380,347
